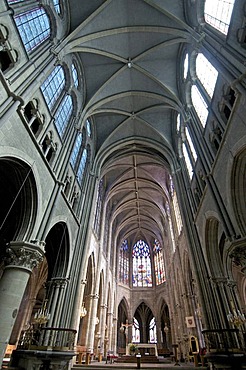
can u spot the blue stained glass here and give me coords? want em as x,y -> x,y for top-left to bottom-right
41,66 -> 65,110
77,148 -> 87,182
119,240 -> 129,285
70,133 -> 83,168
54,95 -> 73,137
53,0 -> 61,14
153,239 -> 166,285
132,240 -> 152,287
14,8 -> 50,53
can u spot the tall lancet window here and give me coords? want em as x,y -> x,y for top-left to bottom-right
14,7 -> 50,53
119,240 -> 129,285
149,317 -> 157,343
204,0 -> 234,35
132,240 -> 152,287
132,317 -> 140,343
153,239 -> 166,285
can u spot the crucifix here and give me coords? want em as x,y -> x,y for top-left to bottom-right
119,319 -> 132,352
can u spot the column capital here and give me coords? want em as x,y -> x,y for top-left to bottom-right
50,277 -> 69,288
5,241 -> 44,272
210,277 -> 228,286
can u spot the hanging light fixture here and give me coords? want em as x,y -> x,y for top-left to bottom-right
33,299 -> 50,325
80,302 -> 87,318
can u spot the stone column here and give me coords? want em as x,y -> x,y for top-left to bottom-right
0,241 -> 44,366
86,294 -> 99,354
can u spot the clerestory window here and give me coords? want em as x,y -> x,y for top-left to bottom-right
54,94 -> 73,137
119,240 -> 129,285
70,132 -> 83,169
72,63 -> 79,88
77,148 -> 87,182
41,66 -> 65,110
153,239 -> 166,285
14,7 -> 50,53
196,53 -> 218,98
53,0 -> 61,14
204,0 -> 235,35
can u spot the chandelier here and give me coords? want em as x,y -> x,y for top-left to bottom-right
33,299 -> 50,325
80,302 -> 87,318
227,307 -> 246,327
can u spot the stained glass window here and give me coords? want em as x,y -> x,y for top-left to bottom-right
191,85 -> 208,127
183,53 -> 189,79
77,148 -> 87,182
53,0 -> 61,14
86,119 -> 91,137
72,63 -> 79,88
177,113 -> 181,132
196,54 -> 218,98
204,0 -> 234,35
153,239 -> 166,285
119,240 -> 129,285
149,317 -> 157,343
54,94 -> 73,137
14,7 -> 50,52
41,66 -> 65,110
70,132 -> 83,169
132,240 -> 152,287
183,143 -> 193,179
185,127 -> 197,162
132,317 -> 140,343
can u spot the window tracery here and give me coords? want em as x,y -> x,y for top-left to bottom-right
153,239 -> 166,285
119,240 -> 129,285
132,240 -> 152,287
14,7 -> 50,53
41,66 -> 65,110
54,94 -> 73,137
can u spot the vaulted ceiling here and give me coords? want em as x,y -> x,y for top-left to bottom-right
61,0 -> 200,246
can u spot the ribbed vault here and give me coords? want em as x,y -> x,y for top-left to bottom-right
58,0 -> 199,245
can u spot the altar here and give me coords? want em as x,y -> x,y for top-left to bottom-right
127,343 -> 158,357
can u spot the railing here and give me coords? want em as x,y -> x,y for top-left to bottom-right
202,328 -> 245,353
17,327 -> 77,351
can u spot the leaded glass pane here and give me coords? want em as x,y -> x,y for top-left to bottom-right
132,318 -> 140,343
72,63 -> 79,88
41,66 -> 65,110
77,148 -> 87,182
153,239 -> 166,285
191,85 -> 208,127
119,240 -> 129,285
86,119 -> 91,137
132,240 -> 152,287
53,0 -> 61,14
183,143 -> 193,179
70,132 -> 83,168
204,0 -> 234,35
185,127 -> 197,161
14,8 -> 50,52
196,54 -> 218,98
54,95 -> 73,137
149,317 -> 157,343
183,53 -> 189,79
